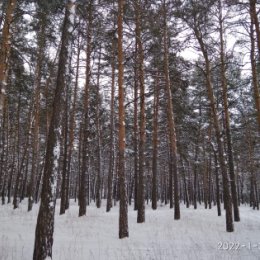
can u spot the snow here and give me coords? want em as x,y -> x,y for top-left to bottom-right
68,1 -> 76,25
68,26 -> 73,33
0,200 -> 260,260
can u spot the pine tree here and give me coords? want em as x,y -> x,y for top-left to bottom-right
118,0 -> 129,239
33,1 -> 76,258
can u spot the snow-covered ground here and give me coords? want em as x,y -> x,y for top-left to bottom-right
0,200 -> 260,260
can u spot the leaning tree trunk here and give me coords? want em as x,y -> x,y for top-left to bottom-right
194,26 -> 234,232
33,1 -> 75,259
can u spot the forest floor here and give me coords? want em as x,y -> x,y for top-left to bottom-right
0,199 -> 260,260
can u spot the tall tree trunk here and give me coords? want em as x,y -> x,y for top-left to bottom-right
133,40 -> 139,211
162,0 -> 180,220
33,1 -> 75,259
60,81 -> 69,215
249,6 -> 260,132
79,1 -> 93,217
250,0 -> 260,66
66,31 -> 81,210
28,11 -> 46,211
152,71 -> 159,210
194,26 -> 234,232
95,48 -> 102,209
135,0 -> 146,224
106,36 -> 116,212
118,0 -> 129,239
0,0 -> 16,117
218,0 -> 240,221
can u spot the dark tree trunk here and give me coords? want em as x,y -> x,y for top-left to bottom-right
79,1 -> 93,217
28,10 -> 46,211
133,40 -> 139,211
33,2 -> 75,259
106,35 -> 116,212
193,23 -> 234,232
66,32 -> 81,210
118,0 -> 129,239
135,0 -> 146,224
218,0 -> 240,221
152,71 -> 159,210
95,48 -> 102,209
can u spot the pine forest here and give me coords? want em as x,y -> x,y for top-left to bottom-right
0,0 -> 260,259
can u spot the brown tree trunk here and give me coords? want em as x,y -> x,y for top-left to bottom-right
118,0 -> 129,239
0,0 -> 16,117
250,0 -> 260,66
249,6 -> 260,132
194,26 -> 234,232
162,0 -> 180,220
218,0 -> 240,221
135,0 -> 146,224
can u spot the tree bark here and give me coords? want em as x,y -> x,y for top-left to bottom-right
152,71 -> 159,210
79,0 -> 93,217
33,1 -> 75,258
194,25 -> 234,232
135,0 -> 146,224
95,48 -> 102,209
0,0 -> 16,117
218,0 -> 240,221
162,0 -> 180,220
28,10 -> 46,211
249,4 -> 260,132
118,0 -> 129,239
65,31 -> 81,210
106,35 -> 116,212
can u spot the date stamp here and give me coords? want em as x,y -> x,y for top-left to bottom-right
217,242 -> 260,250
